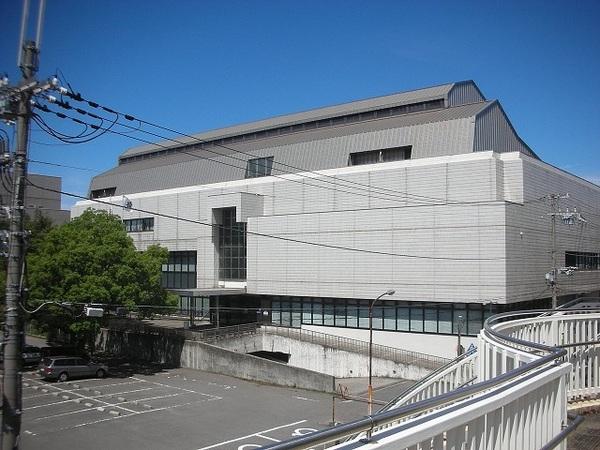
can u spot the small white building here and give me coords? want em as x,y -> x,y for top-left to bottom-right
72,81 -> 600,357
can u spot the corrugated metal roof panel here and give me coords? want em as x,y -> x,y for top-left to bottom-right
120,82 -> 456,158
90,103 -> 486,195
447,81 -> 486,107
99,101 -> 490,178
474,102 -> 539,160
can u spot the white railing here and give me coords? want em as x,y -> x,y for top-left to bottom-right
263,325 -> 449,370
264,307 -> 600,450
382,350 -> 477,411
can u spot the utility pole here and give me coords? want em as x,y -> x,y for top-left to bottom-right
549,194 -> 560,309
1,2 -> 48,448
545,193 -> 586,309
2,39 -> 38,450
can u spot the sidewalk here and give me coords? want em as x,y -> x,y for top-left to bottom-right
335,376 -> 414,405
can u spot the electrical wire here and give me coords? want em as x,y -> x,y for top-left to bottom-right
27,158 -> 99,172
40,90 -> 485,206
34,104 -> 451,207
26,176 -> 537,262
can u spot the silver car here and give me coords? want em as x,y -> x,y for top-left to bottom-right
38,356 -> 108,382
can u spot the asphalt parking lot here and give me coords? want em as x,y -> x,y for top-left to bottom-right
16,367 -> 411,450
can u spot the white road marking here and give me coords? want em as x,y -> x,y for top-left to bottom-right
70,379 -> 146,390
33,391 -> 185,421
294,396 -> 319,403
24,387 -> 153,410
130,376 -> 222,400
255,434 -> 280,442
24,378 -> 138,414
41,396 -> 220,435
196,420 -> 307,450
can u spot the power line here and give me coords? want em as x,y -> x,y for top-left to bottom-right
39,90 -> 483,206
27,176 -> 537,262
27,158 -> 100,172
34,106 -> 448,208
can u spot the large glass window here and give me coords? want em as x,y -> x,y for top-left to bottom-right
268,296 -> 486,336
566,251 -> 600,271
161,251 -> 197,289
410,305 -> 424,332
349,146 -> 412,166
218,208 -> 247,280
245,156 -> 274,178
383,302 -> 396,330
123,217 -> 154,232
90,187 -> 116,198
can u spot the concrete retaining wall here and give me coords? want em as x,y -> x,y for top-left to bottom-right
220,332 -> 430,380
98,328 -> 335,393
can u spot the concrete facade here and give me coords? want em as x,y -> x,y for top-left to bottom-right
74,81 -> 600,357
0,173 -> 70,224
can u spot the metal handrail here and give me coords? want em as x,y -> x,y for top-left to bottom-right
263,325 -> 449,369
263,308 -> 590,450
540,413 -> 585,450
378,347 -> 477,413
106,319 -> 260,342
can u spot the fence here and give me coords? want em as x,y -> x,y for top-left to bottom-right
262,325 -> 449,371
263,308 -> 599,450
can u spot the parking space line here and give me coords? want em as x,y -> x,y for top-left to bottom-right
130,376 -> 222,400
70,379 -> 146,390
25,378 -> 138,414
255,434 -> 281,442
24,387 -> 154,410
196,420 -> 307,450
43,396 -> 220,435
32,390 -> 180,421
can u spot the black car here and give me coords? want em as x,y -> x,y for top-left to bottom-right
0,343 -> 42,367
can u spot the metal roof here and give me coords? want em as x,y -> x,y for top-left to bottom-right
120,82 -> 465,159
99,101 -> 492,179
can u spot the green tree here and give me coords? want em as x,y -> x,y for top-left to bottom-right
27,209 -> 170,346
0,210 -> 54,311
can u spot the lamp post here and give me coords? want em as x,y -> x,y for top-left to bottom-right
368,289 -> 395,416
456,314 -> 465,356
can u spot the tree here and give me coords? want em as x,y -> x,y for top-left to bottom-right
27,209 -> 171,346
0,209 -> 54,310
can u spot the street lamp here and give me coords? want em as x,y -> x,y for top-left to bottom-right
368,289 -> 395,416
456,314 -> 465,356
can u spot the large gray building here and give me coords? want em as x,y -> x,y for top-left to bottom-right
1,173 -> 70,224
73,81 -> 600,357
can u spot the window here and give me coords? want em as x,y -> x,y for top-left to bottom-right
349,146 -> 412,166
90,187 -> 116,198
218,208 -> 247,280
161,251 -> 197,289
245,156 -> 274,178
123,218 -> 154,232
566,251 -> 600,271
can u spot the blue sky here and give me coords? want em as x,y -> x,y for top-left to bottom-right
1,0 -> 599,209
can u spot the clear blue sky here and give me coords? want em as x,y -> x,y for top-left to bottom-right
1,0 -> 599,209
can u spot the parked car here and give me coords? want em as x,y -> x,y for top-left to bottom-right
0,344 -> 42,367
38,356 -> 108,382
22,345 -> 42,366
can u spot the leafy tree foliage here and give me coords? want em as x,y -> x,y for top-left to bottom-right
27,209 -> 172,346
0,210 -> 54,309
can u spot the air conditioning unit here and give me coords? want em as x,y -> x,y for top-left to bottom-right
85,307 -> 104,317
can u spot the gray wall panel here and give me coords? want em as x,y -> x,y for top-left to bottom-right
474,103 -> 537,159
447,81 -> 485,107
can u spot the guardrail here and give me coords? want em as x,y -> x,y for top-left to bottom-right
262,325 -> 449,371
106,319 -> 260,342
380,349 -> 477,411
263,308 -> 599,450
